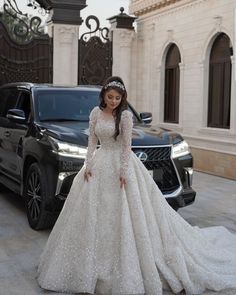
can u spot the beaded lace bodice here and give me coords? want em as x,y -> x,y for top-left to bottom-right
84,106 -> 133,178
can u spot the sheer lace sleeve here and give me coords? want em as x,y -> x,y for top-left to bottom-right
84,107 -> 99,172
120,110 -> 133,178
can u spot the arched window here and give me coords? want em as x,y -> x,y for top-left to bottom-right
164,44 -> 181,123
208,33 -> 232,129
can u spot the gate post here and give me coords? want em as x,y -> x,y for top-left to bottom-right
46,0 -> 87,85
108,8 -> 136,95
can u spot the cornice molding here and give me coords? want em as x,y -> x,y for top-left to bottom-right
129,0 -> 208,17
130,0 -> 182,16
130,0 -> 208,23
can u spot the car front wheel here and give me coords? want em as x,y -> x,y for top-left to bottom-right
24,162 -> 56,230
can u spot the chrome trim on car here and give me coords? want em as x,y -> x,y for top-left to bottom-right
131,145 -> 172,148
55,171 -> 77,196
164,186 -> 183,198
142,116 -> 152,122
135,151 -> 148,162
184,167 -> 193,187
170,153 -> 182,187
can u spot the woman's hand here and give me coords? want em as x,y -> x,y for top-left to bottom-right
84,170 -> 92,182
119,176 -> 127,188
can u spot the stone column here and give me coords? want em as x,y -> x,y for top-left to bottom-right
153,65 -> 161,124
230,56 -> 236,135
146,23 -> 155,112
112,29 -> 135,95
198,59 -> 208,128
48,24 -> 79,85
178,62 -> 185,127
44,0 -> 87,85
108,8 -> 136,96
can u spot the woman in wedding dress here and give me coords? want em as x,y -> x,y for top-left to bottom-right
37,76 -> 236,295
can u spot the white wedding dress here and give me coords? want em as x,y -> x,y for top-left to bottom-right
37,106 -> 236,295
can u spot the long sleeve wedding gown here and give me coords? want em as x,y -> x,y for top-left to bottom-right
37,106 -> 236,295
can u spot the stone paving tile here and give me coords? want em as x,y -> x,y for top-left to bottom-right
0,172 -> 236,295
0,248 -> 9,262
179,172 -> 236,234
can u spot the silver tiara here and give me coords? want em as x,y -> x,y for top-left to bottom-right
104,81 -> 125,91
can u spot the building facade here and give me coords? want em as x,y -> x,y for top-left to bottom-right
126,0 -> 236,180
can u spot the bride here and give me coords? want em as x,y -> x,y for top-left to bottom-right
37,76 -> 236,295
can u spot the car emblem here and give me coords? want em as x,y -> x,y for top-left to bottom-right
135,151 -> 148,162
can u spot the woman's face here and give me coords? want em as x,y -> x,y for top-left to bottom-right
104,89 -> 122,112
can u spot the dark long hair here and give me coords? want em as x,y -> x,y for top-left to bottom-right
99,76 -> 128,140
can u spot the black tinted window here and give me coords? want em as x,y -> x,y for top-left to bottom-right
0,88 -> 19,117
35,89 -> 100,121
16,91 -> 31,120
34,88 -> 140,123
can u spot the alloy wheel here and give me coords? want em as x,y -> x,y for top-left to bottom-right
26,170 -> 42,221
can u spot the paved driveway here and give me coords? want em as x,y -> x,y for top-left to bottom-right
0,171 -> 236,295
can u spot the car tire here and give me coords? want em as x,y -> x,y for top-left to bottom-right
24,162 -> 57,230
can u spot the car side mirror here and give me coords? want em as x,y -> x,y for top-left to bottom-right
140,112 -> 152,124
7,109 -> 26,123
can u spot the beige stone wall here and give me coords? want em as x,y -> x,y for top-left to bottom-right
191,148 -> 236,180
127,0 -> 236,179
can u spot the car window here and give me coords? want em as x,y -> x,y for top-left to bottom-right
16,91 -> 31,120
35,89 -> 100,121
0,88 -> 19,117
34,88 -> 141,123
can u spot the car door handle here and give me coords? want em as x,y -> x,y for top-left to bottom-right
4,131 -> 11,137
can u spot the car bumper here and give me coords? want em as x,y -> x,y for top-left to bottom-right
54,170 -> 196,209
166,187 -> 196,209
53,158 -> 196,211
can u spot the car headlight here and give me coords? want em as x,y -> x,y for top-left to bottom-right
49,137 -> 87,159
172,140 -> 190,159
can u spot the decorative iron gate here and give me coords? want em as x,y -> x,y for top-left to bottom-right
78,15 -> 112,85
0,2 -> 52,86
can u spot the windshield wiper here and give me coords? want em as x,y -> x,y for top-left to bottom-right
40,118 -> 83,122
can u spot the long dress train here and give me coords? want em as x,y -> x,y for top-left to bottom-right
37,106 -> 236,295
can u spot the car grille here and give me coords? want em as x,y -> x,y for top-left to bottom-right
132,146 -> 180,194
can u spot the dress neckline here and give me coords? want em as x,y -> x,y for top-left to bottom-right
99,108 -> 115,122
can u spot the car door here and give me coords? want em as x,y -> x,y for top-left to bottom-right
0,89 -> 7,175
0,87 -> 20,180
5,89 -> 32,182
10,90 -> 32,182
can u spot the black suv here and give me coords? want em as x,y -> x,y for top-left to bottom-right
0,83 -> 196,230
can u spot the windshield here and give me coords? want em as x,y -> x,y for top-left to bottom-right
34,88 -> 141,123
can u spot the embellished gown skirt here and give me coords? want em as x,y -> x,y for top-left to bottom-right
37,148 -> 236,295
